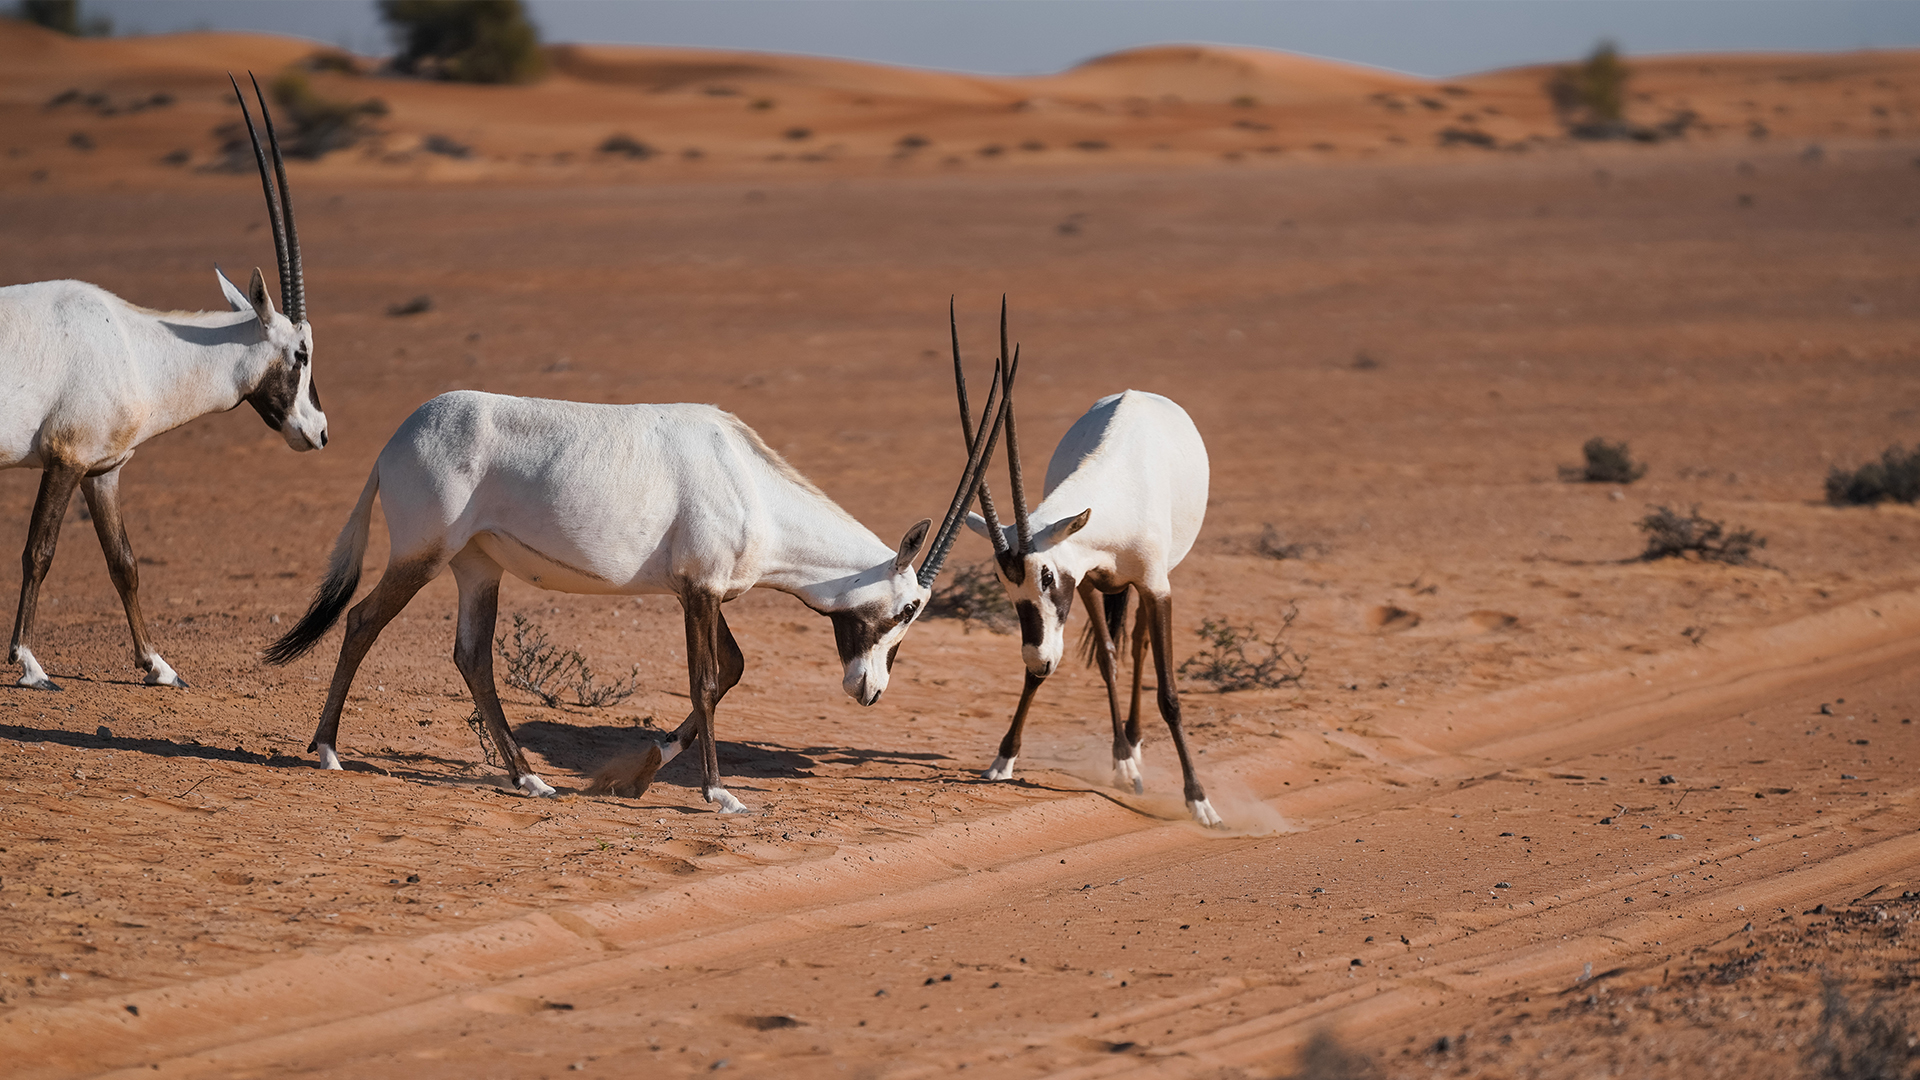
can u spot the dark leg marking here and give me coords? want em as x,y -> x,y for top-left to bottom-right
591,608 -> 744,799
992,669 -> 1046,766
1079,582 -> 1139,792
449,548 -> 545,789
10,464 -> 84,690
1141,590 -> 1212,814
307,552 -> 441,758
81,467 -> 179,685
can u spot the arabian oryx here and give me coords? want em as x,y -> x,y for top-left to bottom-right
0,75 -> 325,691
952,302 -> 1221,827
263,359 -> 1011,811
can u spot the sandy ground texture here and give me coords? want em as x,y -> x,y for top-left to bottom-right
3,25 -> 1920,1080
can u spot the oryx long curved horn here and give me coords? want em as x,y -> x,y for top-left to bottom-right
951,297 -> 1009,558
230,74 -> 294,321
919,351 -> 1014,588
249,72 -> 305,324
1001,297 -> 1034,556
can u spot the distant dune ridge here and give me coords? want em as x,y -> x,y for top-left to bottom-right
2,16 -> 1917,187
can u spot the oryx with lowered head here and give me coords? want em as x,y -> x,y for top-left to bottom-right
951,300 -> 1220,826
0,75 -> 325,691
263,358 -> 1010,811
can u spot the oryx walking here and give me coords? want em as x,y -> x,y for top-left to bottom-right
0,75 -> 325,691
263,368 -> 1008,810
953,302 -> 1220,826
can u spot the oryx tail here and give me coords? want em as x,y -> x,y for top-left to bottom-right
263,469 -> 379,664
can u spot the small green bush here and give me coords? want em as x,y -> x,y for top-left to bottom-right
1561,436 -> 1646,484
379,0 -> 545,84
1548,41 -> 1629,128
1636,505 -> 1765,565
1825,444 -> 1920,506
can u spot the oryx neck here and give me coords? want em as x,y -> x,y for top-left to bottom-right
149,309 -> 280,419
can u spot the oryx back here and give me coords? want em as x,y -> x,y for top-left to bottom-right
376,391 -> 851,598
1038,389 -> 1208,574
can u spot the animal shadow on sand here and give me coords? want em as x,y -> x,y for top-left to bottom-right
513,718 -> 953,787
0,720 -> 335,773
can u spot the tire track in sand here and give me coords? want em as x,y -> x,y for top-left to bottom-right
9,588 -> 1920,1077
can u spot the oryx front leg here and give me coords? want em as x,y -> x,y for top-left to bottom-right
81,467 -> 185,688
1079,584 -> 1141,794
10,465 -> 84,691
1142,590 -> 1221,828
450,549 -> 553,797
684,590 -> 748,813
984,670 -> 1045,780
307,553 -> 438,773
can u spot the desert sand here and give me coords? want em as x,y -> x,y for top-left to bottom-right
1,23 -> 1918,1079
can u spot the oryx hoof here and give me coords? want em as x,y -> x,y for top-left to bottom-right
1112,750 -> 1144,795
143,659 -> 188,688
706,787 -> 748,814
983,755 -> 1016,781
316,744 -> 343,771
1187,797 -> 1225,829
518,774 -> 559,799
14,649 -> 58,691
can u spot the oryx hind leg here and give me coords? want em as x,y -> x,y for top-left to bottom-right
449,547 -> 554,797
308,548 -> 441,772
1079,583 -> 1140,794
589,610 -> 741,800
10,464 -> 84,691
1140,589 -> 1222,829
81,467 -> 184,688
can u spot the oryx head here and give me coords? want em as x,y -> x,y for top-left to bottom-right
219,73 -> 325,453
828,339 -> 1013,706
953,299 -> 1087,678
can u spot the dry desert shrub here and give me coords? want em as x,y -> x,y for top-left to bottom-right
1807,981 -> 1920,1080
1178,607 -> 1307,692
1561,436 -> 1647,484
495,613 -> 641,708
1636,504 -> 1766,565
1283,1029 -> 1377,1080
1825,444 -> 1920,506
926,562 -> 1016,634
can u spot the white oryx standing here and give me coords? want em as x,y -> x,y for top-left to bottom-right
263,363 -> 1009,810
0,76 -> 326,691
952,302 -> 1220,826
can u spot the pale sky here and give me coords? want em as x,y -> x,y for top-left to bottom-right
79,0 -> 1920,79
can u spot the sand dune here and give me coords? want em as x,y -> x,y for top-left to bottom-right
3,18 -> 1918,189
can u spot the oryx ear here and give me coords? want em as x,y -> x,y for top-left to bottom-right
894,518 -> 933,573
964,512 -> 990,538
1037,508 -> 1092,547
246,267 -> 278,324
216,266 -> 252,312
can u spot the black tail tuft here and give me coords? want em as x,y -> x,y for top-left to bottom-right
1078,589 -> 1130,667
262,560 -> 359,665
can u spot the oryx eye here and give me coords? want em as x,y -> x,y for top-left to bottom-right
295,346 -> 309,366
900,601 -> 919,624
1040,566 -> 1055,591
